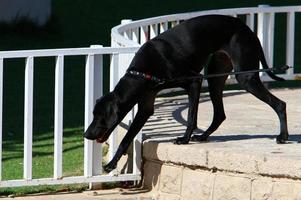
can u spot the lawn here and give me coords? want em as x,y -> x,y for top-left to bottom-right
0,127 -> 88,196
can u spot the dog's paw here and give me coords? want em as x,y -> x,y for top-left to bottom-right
191,134 -> 208,142
103,162 -> 117,173
276,135 -> 288,144
174,137 -> 189,145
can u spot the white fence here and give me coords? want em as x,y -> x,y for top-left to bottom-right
0,5 -> 301,188
0,46 -> 140,187
111,5 -> 301,82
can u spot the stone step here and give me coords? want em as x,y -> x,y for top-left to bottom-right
142,89 -> 301,200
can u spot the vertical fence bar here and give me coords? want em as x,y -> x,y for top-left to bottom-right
54,55 -> 64,179
132,27 -> 139,44
286,12 -> 295,75
246,13 -> 255,31
24,56 -> 34,180
171,20 -> 179,27
132,107 -> 142,176
160,22 -> 168,33
150,24 -> 158,39
108,53 -> 119,165
140,26 -> 148,44
122,20 -> 133,40
0,58 -> 3,180
90,45 -> 103,189
267,12 -> 275,67
257,5 -> 270,71
84,54 -> 95,177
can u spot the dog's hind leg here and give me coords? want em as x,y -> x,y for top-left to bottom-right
174,79 -> 202,144
236,73 -> 288,143
229,30 -> 288,143
192,52 -> 232,142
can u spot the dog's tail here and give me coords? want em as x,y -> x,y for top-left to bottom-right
259,46 -> 285,81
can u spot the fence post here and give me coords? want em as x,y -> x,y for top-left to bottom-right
84,45 -> 104,187
108,53 -> 119,174
132,27 -> 139,44
90,45 -> 103,189
118,20 -> 142,176
0,58 -> 3,181
257,5 -> 271,70
246,13 -> 255,31
122,19 -> 133,40
24,56 -> 34,180
140,26 -> 149,45
84,54 -> 95,178
54,55 -> 64,179
150,24 -> 158,39
160,22 -> 168,33
286,12 -> 295,76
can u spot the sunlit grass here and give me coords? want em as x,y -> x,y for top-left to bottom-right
0,127 -> 90,196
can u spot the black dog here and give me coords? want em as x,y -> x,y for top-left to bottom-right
84,15 -> 288,172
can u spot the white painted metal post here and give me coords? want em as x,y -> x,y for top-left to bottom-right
132,108 -> 142,176
54,55 -> 64,179
246,13 -> 255,31
132,27 -> 139,44
160,22 -> 168,33
84,54 -> 95,177
171,20 -> 179,27
90,45 -> 103,189
108,53 -> 119,165
257,5 -> 270,71
265,11 -> 275,68
24,56 -> 34,180
0,58 -> 3,180
286,12 -> 295,75
150,24 -> 158,39
122,20 -> 133,40
140,26 -> 148,44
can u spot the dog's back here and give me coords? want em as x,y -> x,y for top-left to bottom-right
128,15 -> 251,79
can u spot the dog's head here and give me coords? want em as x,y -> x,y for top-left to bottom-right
84,92 -> 119,143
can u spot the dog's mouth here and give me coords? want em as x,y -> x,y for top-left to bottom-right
95,129 -> 110,143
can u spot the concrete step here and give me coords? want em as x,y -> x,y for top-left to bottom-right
142,89 -> 301,200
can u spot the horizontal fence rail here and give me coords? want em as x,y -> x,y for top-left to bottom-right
0,45 -> 139,188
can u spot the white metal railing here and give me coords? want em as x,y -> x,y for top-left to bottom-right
0,45 -> 139,187
111,5 -> 301,82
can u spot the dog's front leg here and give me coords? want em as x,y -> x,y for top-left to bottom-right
103,94 -> 156,173
175,79 -> 202,144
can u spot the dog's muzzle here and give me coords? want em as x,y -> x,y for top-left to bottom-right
84,121 -> 111,143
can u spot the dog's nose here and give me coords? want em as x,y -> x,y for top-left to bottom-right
83,130 -> 92,139
83,121 -> 96,140
83,120 -> 97,140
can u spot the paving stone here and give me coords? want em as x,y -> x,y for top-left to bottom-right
293,183 -> 301,200
213,174 -> 251,200
181,169 -> 214,200
272,181 -> 295,200
251,178 -> 274,200
156,193 -> 181,200
143,141 -> 208,167
159,165 -> 183,195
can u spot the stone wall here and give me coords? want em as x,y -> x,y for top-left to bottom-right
143,160 -> 301,200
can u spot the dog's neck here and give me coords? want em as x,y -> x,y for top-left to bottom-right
112,76 -> 148,115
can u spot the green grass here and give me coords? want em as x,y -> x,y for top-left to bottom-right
0,127 -> 89,196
